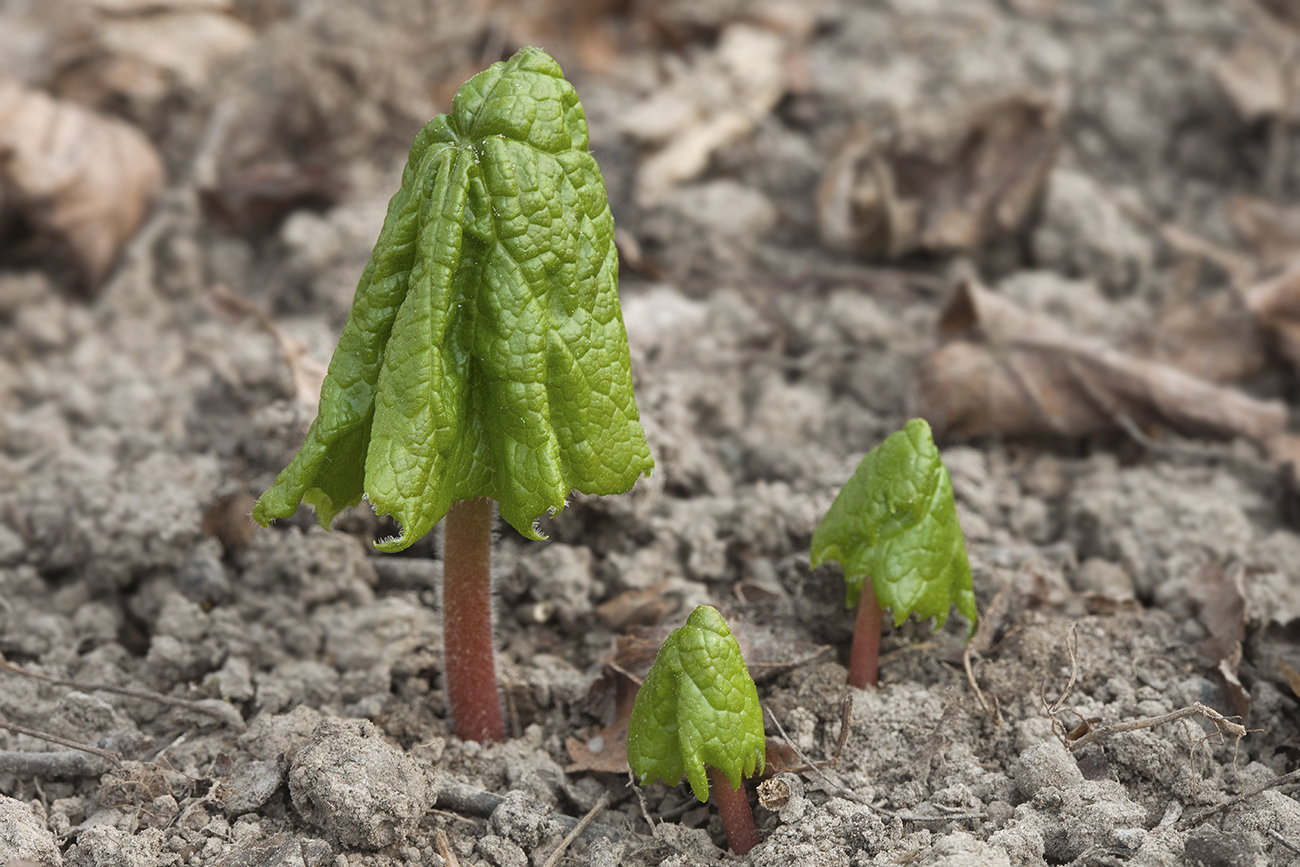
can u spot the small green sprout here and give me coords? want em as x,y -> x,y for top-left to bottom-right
627,605 -> 765,855
811,418 -> 977,688
252,46 -> 653,742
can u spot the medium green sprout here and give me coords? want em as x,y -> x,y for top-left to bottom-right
628,605 -> 764,854
811,418 -> 977,687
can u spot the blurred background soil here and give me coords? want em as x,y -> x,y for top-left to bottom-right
4,1 -> 1300,865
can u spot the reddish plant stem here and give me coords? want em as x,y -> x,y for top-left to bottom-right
708,767 -> 758,855
847,578 -> 883,688
442,497 -> 506,743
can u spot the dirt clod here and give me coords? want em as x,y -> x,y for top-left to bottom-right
287,719 -> 432,851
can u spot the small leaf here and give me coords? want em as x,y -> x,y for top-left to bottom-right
811,418 -> 977,631
252,46 -> 653,548
627,606 -> 765,802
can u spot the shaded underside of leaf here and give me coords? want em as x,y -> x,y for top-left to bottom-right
627,606 -> 766,802
252,46 -> 653,548
811,418 -> 977,631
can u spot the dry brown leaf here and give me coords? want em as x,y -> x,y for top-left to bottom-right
1212,39 -> 1300,123
1146,560 -> 1252,720
1141,290 -> 1266,385
1160,223 -> 1258,289
195,6 -> 482,231
1228,194 -> 1300,268
621,22 -> 795,205
819,94 -> 1059,258
1243,260 -> 1300,372
53,2 -> 254,110
1280,659 -> 1300,699
1256,0 -> 1300,30
202,490 -> 258,552
201,162 -> 337,234
1188,562 -> 1247,670
0,75 -> 164,290
917,281 -> 1288,445
566,667 -> 638,774
762,740 -> 804,777
594,582 -> 680,630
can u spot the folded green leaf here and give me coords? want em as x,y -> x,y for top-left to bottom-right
811,418 -> 977,631
252,46 -> 653,549
627,606 -> 765,802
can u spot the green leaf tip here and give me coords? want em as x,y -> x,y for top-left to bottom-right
626,605 -> 766,802
810,418 -> 977,633
251,46 -> 653,550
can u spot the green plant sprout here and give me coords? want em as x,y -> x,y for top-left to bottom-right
252,46 -> 653,743
810,418 -> 977,688
627,605 -> 765,855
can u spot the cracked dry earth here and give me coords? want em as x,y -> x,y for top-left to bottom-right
5,1 -> 1300,866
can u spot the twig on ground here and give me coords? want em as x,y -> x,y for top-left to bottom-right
1066,702 -> 1247,752
437,775 -> 635,842
1179,768 -> 1300,829
0,749 -> 114,778
207,285 -> 326,406
832,696 -> 853,764
963,582 -> 1011,724
1042,623 -> 1079,744
0,655 -> 245,732
541,793 -> 609,867
1270,829 -> 1300,855
627,769 -> 658,837
764,706 -> 984,824
0,718 -> 122,768
1113,413 -> 1275,481
434,829 -> 461,867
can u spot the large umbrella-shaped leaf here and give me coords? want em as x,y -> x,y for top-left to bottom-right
253,47 -> 653,549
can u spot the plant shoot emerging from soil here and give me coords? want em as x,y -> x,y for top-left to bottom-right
811,418 -> 976,687
252,46 -> 653,743
627,605 -> 765,855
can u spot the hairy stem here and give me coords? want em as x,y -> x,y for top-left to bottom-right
848,579 -> 882,688
709,767 -> 758,855
442,497 -> 506,742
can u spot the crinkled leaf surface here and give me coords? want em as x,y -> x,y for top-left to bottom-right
810,418 -> 977,631
626,606 -> 765,802
252,46 -> 653,549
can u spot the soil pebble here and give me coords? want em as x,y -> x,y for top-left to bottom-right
288,719 -> 433,850
0,794 -> 61,866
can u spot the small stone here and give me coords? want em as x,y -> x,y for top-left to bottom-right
212,656 -> 255,703
1182,825 -> 1261,867
176,544 -> 232,607
147,795 -> 179,828
1012,740 -> 1083,798
915,830 -> 1012,866
65,826 -> 163,867
239,705 -> 325,762
1071,558 -> 1134,601
0,795 -> 61,867
0,522 -> 25,566
475,835 -> 527,867
215,759 -> 284,817
289,718 -> 432,850
489,790 -> 563,851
